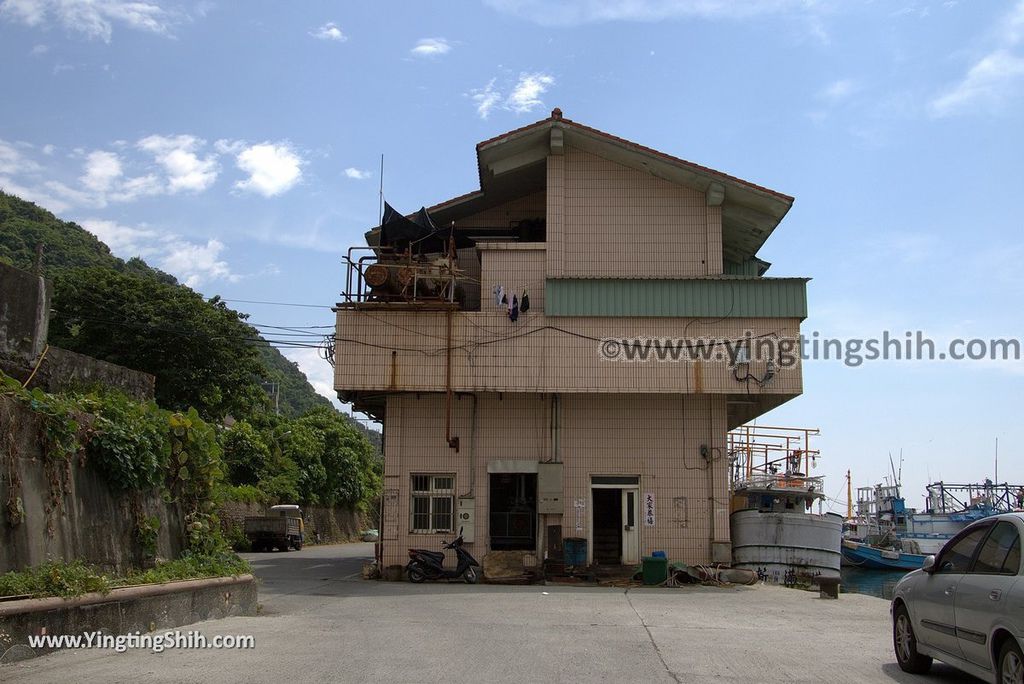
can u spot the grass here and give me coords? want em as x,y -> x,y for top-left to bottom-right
0,553 -> 251,600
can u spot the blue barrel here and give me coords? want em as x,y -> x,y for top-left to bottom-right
652,550 -> 666,559
564,537 -> 587,566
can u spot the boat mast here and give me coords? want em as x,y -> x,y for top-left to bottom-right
846,470 -> 853,520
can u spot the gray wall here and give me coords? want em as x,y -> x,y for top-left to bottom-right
0,261 -> 49,362
0,396 -> 185,574
220,501 -> 364,544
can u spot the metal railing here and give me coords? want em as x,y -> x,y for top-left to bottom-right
339,246 -> 463,306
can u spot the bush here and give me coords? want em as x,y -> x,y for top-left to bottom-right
219,484 -> 268,504
0,553 -> 251,599
0,560 -> 111,598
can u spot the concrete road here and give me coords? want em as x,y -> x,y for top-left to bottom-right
2,543 -> 983,683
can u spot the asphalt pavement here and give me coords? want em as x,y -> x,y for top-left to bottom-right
1,543 -> 982,683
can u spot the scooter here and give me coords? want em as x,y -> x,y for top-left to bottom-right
406,527 -> 480,584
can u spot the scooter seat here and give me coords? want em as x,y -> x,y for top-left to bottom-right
411,549 -> 444,561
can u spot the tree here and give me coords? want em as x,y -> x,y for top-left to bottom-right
219,421 -> 270,486
294,407 -> 382,509
0,191 -> 337,419
49,267 -> 267,420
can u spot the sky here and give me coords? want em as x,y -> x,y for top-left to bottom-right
1,0 -> 1022,514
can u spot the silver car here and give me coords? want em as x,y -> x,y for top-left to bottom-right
892,512 -> 1023,683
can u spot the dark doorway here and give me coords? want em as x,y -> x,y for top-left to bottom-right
592,488 -> 622,564
489,473 -> 537,550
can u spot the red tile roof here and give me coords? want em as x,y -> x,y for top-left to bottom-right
477,110 -> 794,203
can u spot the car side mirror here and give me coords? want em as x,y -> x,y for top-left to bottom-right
921,555 -> 936,573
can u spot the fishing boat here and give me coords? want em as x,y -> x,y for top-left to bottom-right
728,425 -> 843,583
840,539 -> 926,571
842,478 -> 1024,569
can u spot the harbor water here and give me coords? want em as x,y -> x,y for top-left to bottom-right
840,567 -> 909,600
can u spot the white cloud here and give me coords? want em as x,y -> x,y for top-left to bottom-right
80,218 -> 159,256
930,2 -> 1024,117
483,0 -> 811,26
0,138 -> 41,174
213,138 -> 245,155
469,72 -> 557,119
820,78 -> 857,103
283,347 -> 341,408
137,134 -> 219,193
310,21 -> 345,41
41,143 -> 55,155
470,78 -> 502,119
1004,0 -> 1024,45
506,72 -> 555,113
344,167 -> 371,180
234,143 -> 303,197
80,150 -> 123,192
0,175 -> 71,212
80,217 -> 242,287
0,0 -> 178,42
108,173 -> 163,202
410,37 -> 451,57
930,50 -> 1024,117
160,238 -> 239,287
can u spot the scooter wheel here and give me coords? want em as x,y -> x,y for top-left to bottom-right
408,565 -> 426,583
463,566 -> 479,584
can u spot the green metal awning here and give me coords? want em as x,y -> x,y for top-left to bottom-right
545,277 -> 808,319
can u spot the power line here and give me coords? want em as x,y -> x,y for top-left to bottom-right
221,298 -> 334,309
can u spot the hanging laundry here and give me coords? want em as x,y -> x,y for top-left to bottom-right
509,294 -> 519,322
492,285 -> 503,306
520,289 -> 530,313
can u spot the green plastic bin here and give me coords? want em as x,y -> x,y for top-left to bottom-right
642,556 -> 668,585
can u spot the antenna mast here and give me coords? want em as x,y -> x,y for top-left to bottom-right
378,153 -> 384,226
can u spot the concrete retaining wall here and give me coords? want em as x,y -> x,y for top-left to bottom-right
0,574 -> 257,662
0,262 -> 49,362
0,397 -> 185,574
219,501 -> 364,544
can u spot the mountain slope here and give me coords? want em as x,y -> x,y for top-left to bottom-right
0,190 -> 337,420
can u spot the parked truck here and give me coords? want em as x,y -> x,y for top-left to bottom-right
244,504 -> 305,552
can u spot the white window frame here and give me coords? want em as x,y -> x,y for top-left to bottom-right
410,474 -> 455,534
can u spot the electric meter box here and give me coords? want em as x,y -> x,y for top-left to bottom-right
457,497 -> 475,542
537,462 -> 564,515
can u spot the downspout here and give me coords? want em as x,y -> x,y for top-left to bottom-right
467,393 -> 478,497
445,308 -> 459,451
550,393 -> 560,463
706,399 -> 716,561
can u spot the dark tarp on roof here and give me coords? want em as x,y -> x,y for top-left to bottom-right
379,202 -> 449,254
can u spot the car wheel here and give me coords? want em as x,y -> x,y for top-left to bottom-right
893,604 -> 932,674
408,564 -> 426,583
1000,639 -> 1024,684
463,566 -> 479,584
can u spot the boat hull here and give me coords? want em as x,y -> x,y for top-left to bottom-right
731,510 -> 842,580
841,540 -> 925,571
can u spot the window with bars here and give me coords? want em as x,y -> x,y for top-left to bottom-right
410,474 -> 455,533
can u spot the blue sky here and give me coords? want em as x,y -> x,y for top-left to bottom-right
1,0 -> 1022,512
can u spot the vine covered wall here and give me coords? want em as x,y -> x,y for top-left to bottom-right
0,396 -> 187,572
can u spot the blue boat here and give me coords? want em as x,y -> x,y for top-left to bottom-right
840,539 -> 926,571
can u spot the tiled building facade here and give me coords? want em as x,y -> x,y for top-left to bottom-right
334,110 -> 807,571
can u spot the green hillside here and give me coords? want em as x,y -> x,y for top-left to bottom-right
0,190 -> 341,422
